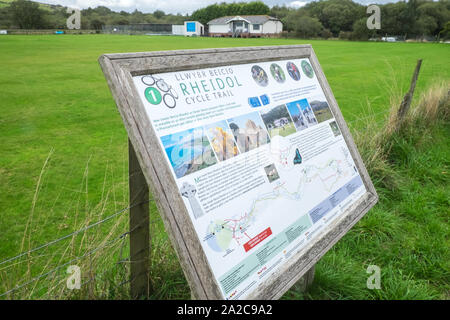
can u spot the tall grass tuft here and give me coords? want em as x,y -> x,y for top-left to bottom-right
0,150 -> 133,300
354,80 -> 449,191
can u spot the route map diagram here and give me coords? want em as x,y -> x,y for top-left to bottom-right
205,143 -> 356,253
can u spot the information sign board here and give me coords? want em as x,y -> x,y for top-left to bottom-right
99,45 -> 378,299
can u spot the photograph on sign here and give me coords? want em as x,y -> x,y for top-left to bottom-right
130,55 -> 370,299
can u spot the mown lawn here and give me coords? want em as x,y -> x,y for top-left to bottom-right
268,122 -> 297,138
0,35 -> 448,299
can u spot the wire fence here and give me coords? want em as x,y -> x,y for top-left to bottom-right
0,232 -> 126,298
0,201 -> 147,267
346,109 -> 392,126
0,200 -> 158,299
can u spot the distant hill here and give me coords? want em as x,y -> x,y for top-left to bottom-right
309,100 -> 329,111
0,1 -> 72,29
0,0 -> 58,10
0,0 -> 12,9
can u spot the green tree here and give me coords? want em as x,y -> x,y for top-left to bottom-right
241,1 -> 270,15
405,0 -> 420,35
439,21 -> 450,39
351,18 -> 370,40
90,18 -> 104,30
321,28 -> 333,39
9,0 -> 46,29
270,5 -> 294,20
113,18 -> 130,25
380,2 -> 409,36
417,1 -> 450,36
0,7 -> 11,28
284,12 -> 324,38
93,6 -> 112,16
44,5 -> 68,29
224,3 -> 243,16
153,10 -> 165,19
417,15 -> 438,37
191,1 -> 270,25
129,9 -> 145,24
303,0 -> 364,36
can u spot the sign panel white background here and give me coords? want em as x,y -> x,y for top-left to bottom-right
133,58 -> 367,299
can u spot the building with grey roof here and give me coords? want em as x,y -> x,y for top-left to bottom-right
207,15 -> 283,38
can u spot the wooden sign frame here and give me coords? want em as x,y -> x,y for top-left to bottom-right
99,45 -> 378,300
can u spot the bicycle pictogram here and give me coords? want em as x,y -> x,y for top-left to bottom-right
141,75 -> 178,108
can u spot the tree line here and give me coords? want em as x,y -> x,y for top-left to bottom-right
270,0 -> 449,40
191,0 -> 449,40
0,0 -> 448,40
0,0 -> 188,30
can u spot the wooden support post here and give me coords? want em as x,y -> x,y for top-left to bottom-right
129,139 -> 150,299
397,59 -> 423,122
293,266 -> 315,293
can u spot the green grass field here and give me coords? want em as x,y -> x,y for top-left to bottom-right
268,122 -> 297,137
0,35 -> 448,299
313,107 -> 334,123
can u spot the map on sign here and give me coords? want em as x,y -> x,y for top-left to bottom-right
206,141 -> 355,254
132,57 -> 367,300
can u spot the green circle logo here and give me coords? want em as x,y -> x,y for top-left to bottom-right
145,87 -> 162,105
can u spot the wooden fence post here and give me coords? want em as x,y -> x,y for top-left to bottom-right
397,59 -> 423,123
293,266 -> 315,293
129,139 -> 150,299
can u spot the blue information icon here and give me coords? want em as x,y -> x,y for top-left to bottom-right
260,94 -> 270,105
248,97 -> 262,108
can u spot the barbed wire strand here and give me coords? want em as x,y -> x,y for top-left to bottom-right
347,109 -> 391,125
80,243 -> 151,290
77,217 -> 159,295
51,236 -> 131,300
1,209 -> 159,298
77,238 -> 131,293
0,200 -> 151,267
0,230 -> 130,298
55,237 -> 131,301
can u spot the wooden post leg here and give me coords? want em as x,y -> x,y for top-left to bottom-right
129,139 -> 150,299
294,266 -> 315,293
397,59 -> 422,122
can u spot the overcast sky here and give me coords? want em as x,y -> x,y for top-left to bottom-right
38,0 -> 401,15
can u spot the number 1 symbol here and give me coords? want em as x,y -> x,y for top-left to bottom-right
145,87 -> 162,105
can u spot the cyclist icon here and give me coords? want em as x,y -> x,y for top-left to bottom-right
141,75 -> 178,108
